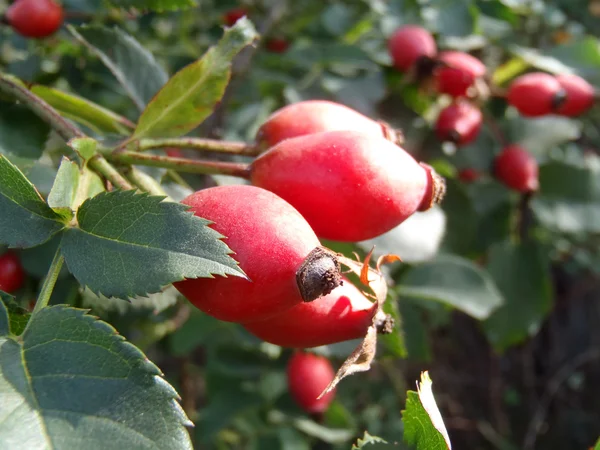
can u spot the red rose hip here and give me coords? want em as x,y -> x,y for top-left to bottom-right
256,100 -> 401,149
458,168 -> 481,183
250,130 -> 445,242
287,352 -> 336,414
6,0 -> 63,39
0,251 -> 25,293
494,145 -> 539,193
173,185 -> 341,323
434,51 -> 486,97
507,72 -> 563,117
435,101 -> 482,146
554,74 -> 595,117
265,37 -> 289,53
223,7 -> 248,26
388,25 -> 437,72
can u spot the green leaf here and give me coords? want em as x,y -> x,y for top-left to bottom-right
68,137 -> 97,162
547,38 -> 600,84
0,292 -> 31,336
594,437 -> 600,450
351,431 -> 388,449
30,85 -> 133,134
483,241 -> 552,352
70,25 -> 169,111
0,102 -> 50,159
402,372 -> 451,450
47,157 -> 79,220
107,0 -> 196,11
397,256 -> 504,320
0,305 -> 192,449
132,18 -> 258,139
380,296 -> 407,358
61,190 -> 244,299
0,155 -> 64,248
0,293 -> 11,335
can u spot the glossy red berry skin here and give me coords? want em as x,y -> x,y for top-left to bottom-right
256,100 -> 397,149
0,252 -> 25,293
173,185 -> 324,323
435,101 -> 482,146
388,25 -> 437,72
287,352 -> 336,414
223,8 -> 248,26
250,130 -> 440,242
6,0 -> 63,38
555,74 -> 595,117
507,73 -> 562,117
266,38 -> 289,53
434,51 -> 486,97
244,280 -> 375,348
494,145 -> 539,193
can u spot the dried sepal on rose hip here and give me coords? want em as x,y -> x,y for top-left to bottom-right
6,0 -> 63,39
173,185 -> 342,323
250,130 -> 445,242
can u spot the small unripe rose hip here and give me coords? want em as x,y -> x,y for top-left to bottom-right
287,352 -> 336,414
388,25 -> 437,72
507,72 -> 563,117
223,8 -> 248,26
434,51 -> 486,98
174,185 -> 341,323
494,145 -> 539,193
435,101 -> 482,146
244,280 -> 376,348
256,100 -> 401,149
250,130 -> 445,242
6,0 -> 64,39
554,74 -> 595,117
0,252 -> 25,294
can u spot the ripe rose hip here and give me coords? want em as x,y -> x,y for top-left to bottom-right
434,51 -> 486,97
0,252 -> 25,293
256,100 -> 401,149
250,130 -> 445,242
287,352 -> 336,414
458,168 -> 480,183
388,25 -> 437,72
6,0 -> 63,38
244,280 -> 376,348
554,74 -> 595,117
223,7 -> 248,26
173,185 -> 341,323
266,37 -> 289,53
494,145 -> 539,193
507,72 -> 562,117
435,101 -> 482,146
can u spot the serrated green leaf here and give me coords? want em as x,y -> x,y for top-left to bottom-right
0,102 -> 50,159
397,256 -> 504,320
0,305 -> 192,449
30,85 -> 133,135
107,0 -> 196,11
70,25 -> 169,111
61,190 -> 244,299
67,137 -> 98,162
402,372 -> 451,450
47,157 -> 78,220
483,241 -> 553,352
132,18 -> 258,139
0,156 -> 65,248
351,431 -> 388,449
0,292 -> 30,336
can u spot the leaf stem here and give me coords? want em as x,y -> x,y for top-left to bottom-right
31,248 -> 64,317
137,137 -> 260,156
88,155 -> 134,190
0,73 -> 85,141
104,150 -> 252,178
122,166 -> 169,197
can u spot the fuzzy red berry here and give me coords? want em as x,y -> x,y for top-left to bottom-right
434,51 -> 486,97
6,0 -> 63,38
250,130 -> 445,242
554,74 -> 595,117
388,25 -> 437,72
223,7 -> 248,26
458,168 -> 480,183
256,100 -> 401,149
173,185 -> 341,323
494,145 -> 539,193
287,352 -> 336,414
0,252 -> 25,293
507,72 -> 562,117
266,37 -> 289,53
244,280 -> 376,348
435,101 -> 482,146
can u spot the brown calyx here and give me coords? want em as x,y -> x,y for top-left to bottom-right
296,246 -> 342,302
417,163 -> 447,211
373,309 -> 395,334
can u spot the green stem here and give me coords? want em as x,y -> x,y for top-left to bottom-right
137,137 -> 260,156
88,155 -> 134,190
0,73 -> 84,141
104,150 -> 251,179
31,248 -> 64,317
122,166 -> 169,198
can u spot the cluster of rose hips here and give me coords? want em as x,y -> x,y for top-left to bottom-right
387,25 -> 596,194
3,0 -> 63,38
